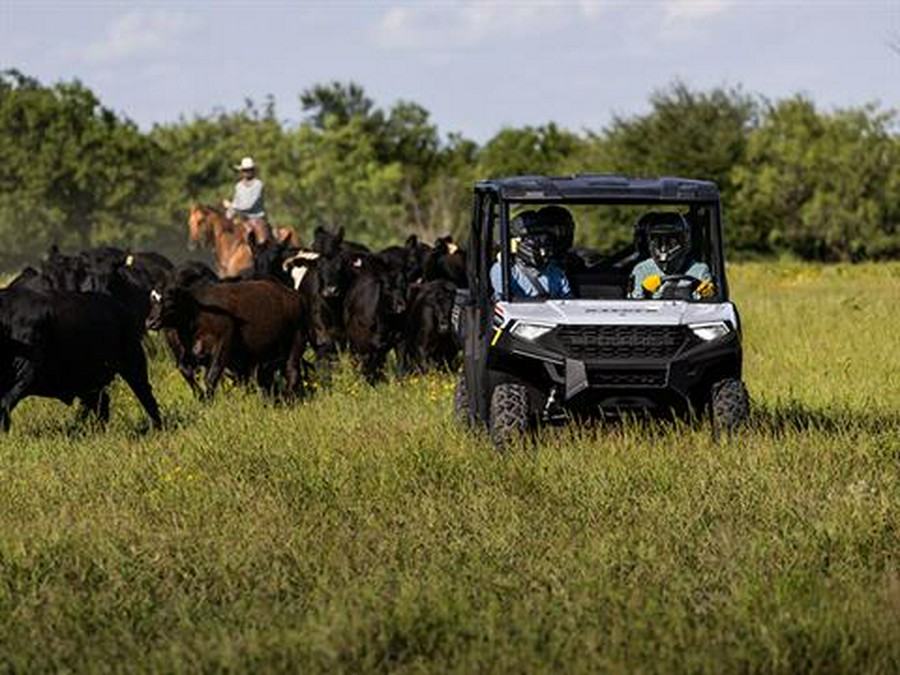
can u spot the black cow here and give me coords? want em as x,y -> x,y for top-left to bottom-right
0,287 -> 161,431
78,250 -> 174,330
40,245 -> 86,291
334,254 -> 408,384
6,267 -> 55,293
401,280 -> 459,373
378,234 -> 431,286
424,236 -> 467,287
312,225 -> 370,258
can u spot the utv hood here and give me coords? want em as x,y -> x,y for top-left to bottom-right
495,299 -> 738,328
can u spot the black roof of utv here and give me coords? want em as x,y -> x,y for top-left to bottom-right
476,174 -> 720,203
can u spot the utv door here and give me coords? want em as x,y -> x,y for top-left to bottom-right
461,191 -> 496,425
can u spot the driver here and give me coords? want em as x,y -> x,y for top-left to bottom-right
490,207 -> 573,300
630,213 -> 715,299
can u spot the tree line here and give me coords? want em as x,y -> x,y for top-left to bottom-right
1,69 -> 898,270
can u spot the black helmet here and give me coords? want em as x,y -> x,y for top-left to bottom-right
536,205 -> 575,253
636,212 -> 692,274
509,206 -> 573,269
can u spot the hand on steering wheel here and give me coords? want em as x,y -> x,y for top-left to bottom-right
644,274 -> 716,299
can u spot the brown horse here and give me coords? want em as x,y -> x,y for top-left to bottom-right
187,205 -> 298,278
187,205 -> 253,278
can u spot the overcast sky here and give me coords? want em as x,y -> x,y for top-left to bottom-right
2,0 -> 898,142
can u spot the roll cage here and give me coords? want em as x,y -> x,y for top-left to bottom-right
466,174 -> 729,304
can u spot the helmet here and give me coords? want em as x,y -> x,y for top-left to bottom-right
509,206 -> 573,269
636,212 -> 692,275
536,205 -> 575,253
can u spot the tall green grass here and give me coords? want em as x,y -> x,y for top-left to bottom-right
1,262 -> 899,673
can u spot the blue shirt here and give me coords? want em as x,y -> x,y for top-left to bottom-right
629,258 -> 711,299
490,261 -> 573,300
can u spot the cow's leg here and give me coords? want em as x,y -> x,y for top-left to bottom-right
285,331 -> 309,399
202,331 -> 233,401
0,358 -> 37,433
361,347 -> 388,385
165,329 -> 203,398
78,389 -> 111,425
118,342 -> 162,430
256,361 -> 277,398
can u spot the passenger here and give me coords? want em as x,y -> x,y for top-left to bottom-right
490,208 -> 573,300
630,213 -> 714,300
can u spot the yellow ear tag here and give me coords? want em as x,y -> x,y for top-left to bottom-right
125,255 -> 135,267
642,274 -> 661,293
510,238 -> 520,254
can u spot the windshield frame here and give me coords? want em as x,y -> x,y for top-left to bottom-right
491,196 -> 728,304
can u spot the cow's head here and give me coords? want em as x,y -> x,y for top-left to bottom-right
312,225 -> 345,258
318,251 -> 363,299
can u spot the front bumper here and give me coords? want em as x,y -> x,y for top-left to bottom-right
488,323 -> 741,411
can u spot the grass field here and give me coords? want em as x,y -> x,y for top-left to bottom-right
1,262 -> 899,673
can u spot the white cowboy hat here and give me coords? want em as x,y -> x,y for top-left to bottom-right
234,156 -> 256,171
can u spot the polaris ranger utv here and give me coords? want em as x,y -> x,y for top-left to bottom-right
452,174 -> 749,447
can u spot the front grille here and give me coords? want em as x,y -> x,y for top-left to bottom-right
588,368 -> 667,387
554,324 -> 688,360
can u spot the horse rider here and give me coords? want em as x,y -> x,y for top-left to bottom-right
223,156 -> 273,243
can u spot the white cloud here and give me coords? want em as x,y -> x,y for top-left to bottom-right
371,0 -> 737,50
660,0 -> 737,40
663,0 -> 736,21
372,1 -> 608,50
85,10 -> 195,63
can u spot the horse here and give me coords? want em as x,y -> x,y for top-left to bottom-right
187,205 -> 299,279
187,205 -> 253,278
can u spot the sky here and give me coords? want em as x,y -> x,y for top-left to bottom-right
2,0 -> 899,142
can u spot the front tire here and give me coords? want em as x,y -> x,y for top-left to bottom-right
710,378 -> 750,438
489,382 -> 530,450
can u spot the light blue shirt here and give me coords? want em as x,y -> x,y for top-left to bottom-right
629,258 -> 711,299
230,178 -> 265,218
490,261 -> 573,300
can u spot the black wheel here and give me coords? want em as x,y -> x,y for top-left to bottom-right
453,371 -> 471,427
710,378 -> 750,439
489,382 -> 530,450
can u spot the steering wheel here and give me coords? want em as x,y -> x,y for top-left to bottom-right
658,274 -> 702,300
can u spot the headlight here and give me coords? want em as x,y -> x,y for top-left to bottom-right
689,321 -> 730,341
511,322 -> 554,342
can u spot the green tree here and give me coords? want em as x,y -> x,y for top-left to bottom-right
0,70 -> 163,266
598,81 -> 756,202
731,97 -> 900,260
477,123 -> 584,179
294,115 -> 404,248
300,81 -> 384,134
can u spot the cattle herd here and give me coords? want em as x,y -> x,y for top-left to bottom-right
0,223 -> 467,431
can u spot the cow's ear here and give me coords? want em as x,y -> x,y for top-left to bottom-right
47,244 -> 60,259
406,234 -> 418,249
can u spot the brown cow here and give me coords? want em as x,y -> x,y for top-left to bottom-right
146,275 -> 311,400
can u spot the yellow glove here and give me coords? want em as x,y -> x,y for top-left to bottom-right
696,279 -> 715,298
642,274 -> 661,295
